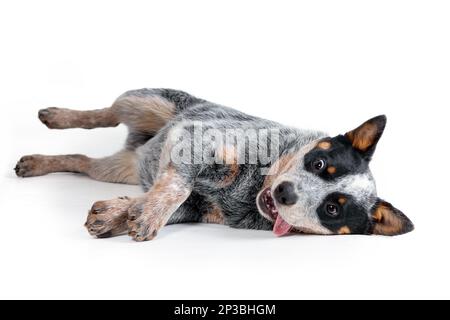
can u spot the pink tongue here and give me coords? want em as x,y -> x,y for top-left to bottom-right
273,215 -> 292,237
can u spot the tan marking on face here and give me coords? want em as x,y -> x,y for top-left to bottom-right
327,166 -> 337,174
317,141 -> 331,150
338,226 -> 351,234
263,152 -> 298,189
338,197 -> 347,205
202,205 -> 225,225
373,207 -> 383,222
346,122 -> 377,152
372,204 -> 404,236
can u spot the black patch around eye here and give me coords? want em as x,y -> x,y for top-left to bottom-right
317,193 -> 371,234
304,135 -> 369,181
325,203 -> 339,217
312,159 -> 327,173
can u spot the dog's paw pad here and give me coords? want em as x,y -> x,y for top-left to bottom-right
85,209 -> 115,238
127,226 -> 158,242
96,231 -> 113,239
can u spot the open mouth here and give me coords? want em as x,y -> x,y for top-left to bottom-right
259,188 -> 293,237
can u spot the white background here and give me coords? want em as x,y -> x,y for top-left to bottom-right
1,0 -> 449,299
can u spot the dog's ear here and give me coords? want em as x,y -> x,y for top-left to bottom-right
345,115 -> 387,160
370,199 -> 414,236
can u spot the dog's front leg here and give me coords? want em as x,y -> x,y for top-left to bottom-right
127,166 -> 192,241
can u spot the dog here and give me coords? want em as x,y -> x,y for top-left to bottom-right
15,88 -> 414,241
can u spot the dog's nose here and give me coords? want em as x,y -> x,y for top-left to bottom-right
274,181 -> 298,206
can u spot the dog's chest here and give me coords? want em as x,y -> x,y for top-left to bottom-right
196,164 -> 266,225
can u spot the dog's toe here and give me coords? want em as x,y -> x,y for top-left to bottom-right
38,109 -> 50,118
96,231 -> 113,239
126,213 -> 159,242
85,211 -> 112,237
15,158 -> 33,177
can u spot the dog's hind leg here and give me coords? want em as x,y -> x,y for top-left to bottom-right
88,150 -> 139,184
37,88 -> 197,131
15,150 -> 139,185
38,107 -> 120,129
18,89 -> 201,183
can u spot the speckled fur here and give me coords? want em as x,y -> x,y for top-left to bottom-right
16,88 -> 413,240
134,90 -> 326,232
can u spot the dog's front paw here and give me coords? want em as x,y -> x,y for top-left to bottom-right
127,202 -> 159,242
85,197 -> 131,238
15,155 -> 47,177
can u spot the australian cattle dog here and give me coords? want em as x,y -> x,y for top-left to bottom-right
15,89 -> 413,241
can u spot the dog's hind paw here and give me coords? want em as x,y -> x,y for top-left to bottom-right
15,155 -> 45,177
38,107 -> 69,129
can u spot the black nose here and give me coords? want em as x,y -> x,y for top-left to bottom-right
274,181 -> 298,206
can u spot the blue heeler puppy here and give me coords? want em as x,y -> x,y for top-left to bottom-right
15,89 -> 413,241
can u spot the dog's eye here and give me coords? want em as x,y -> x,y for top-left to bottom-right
312,159 -> 326,172
326,203 -> 339,217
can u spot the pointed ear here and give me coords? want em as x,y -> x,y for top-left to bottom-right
370,199 -> 414,236
345,115 -> 387,160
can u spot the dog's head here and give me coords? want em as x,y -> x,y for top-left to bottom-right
257,115 -> 413,236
